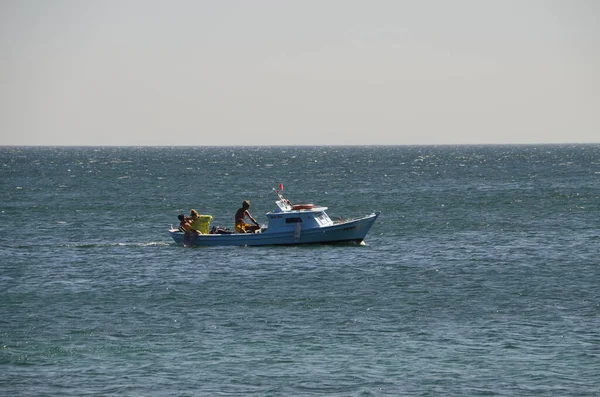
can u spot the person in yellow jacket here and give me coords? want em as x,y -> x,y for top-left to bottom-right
189,209 -> 213,234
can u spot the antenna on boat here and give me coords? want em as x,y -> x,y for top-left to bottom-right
274,183 -> 292,210
274,183 -> 285,200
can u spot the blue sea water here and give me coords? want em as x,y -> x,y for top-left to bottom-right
0,145 -> 599,396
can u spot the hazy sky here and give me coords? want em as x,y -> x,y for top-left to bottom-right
1,0 -> 598,146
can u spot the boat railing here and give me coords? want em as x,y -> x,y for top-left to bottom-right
273,188 -> 293,212
275,199 -> 292,212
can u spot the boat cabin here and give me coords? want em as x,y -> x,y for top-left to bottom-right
265,199 -> 334,233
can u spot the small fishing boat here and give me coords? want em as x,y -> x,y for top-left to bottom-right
169,187 -> 379,247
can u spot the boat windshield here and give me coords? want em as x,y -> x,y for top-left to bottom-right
315,211 -> 331,225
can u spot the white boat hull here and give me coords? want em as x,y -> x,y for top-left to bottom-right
170,212 -> 379,247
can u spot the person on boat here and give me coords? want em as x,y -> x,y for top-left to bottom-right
189,209 -> 213,234
235,200 -> 260,233
177,214 -> 192,233
178,214 -> 195,246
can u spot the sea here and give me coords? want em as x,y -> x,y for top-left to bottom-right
1,145 -> 598,396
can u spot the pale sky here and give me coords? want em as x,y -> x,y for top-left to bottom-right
1,0 -> 598,146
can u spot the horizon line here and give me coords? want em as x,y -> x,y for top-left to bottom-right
1,142 -> 599,149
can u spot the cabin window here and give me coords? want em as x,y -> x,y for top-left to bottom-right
285,217 -> 303,224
